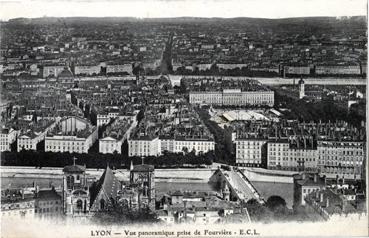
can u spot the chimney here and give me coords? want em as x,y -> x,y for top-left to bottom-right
320,193 -> 324,203
326,198 -> 329,208
314,174 -> 318,183
302,173 -> 306,180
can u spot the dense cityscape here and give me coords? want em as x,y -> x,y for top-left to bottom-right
0,16 -> 367,227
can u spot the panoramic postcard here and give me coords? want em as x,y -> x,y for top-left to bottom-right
0,0 -> 367,237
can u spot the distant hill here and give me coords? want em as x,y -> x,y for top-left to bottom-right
7,16 -> 366,25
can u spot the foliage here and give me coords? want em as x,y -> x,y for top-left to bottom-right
1,150 -> 214,169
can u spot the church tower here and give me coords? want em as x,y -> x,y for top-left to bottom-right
130,164 -> 155,210
298,77 -> 305,99
62,158 -> 90,216
223,183 -> 230,201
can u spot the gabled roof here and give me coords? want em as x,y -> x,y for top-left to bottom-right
90,166 -> 120,209
100,136 -> 118,141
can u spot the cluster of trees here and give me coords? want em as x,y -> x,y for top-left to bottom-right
1,150 -> 213,169
275,91 -> 365,128
195,107 -> 235,165
127,151 -> 213,168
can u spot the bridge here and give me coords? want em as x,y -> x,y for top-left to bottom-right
210,166 -> 265,204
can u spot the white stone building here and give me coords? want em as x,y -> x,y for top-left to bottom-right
267,140 -> 318,171
235,139 -> 267,167
189,89 -> 274,107
0,127 -> 19,152
128,137 -> 161,157
99,118 -> 137,154
45,116 -> 98,154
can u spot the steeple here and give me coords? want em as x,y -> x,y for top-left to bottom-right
130,160 -> 134,171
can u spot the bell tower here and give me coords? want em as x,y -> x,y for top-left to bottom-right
298,77 -> 305,99
63,158 -> 90,216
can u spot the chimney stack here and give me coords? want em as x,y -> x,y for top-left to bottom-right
314,174 -> 318,183
326,198 -> 330,208
320,192 -> 324,203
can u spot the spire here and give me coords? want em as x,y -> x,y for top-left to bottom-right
130,160 -> 134,171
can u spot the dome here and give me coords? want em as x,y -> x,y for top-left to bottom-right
58,67 -> 74,79
298,77 -> 305,84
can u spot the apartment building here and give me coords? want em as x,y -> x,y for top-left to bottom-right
0,127 -> 18,152
267,140 -> 318,171
128,137 -> 161,157
99,118 -> 137,154
189,89 -> 274,107
45,116 -> 98,154
235,139 -> 267,167
18,120 -> 57,152
317,140 -> 365,180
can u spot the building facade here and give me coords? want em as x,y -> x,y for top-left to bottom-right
62,164 -> 90,217
189,89 -> 274,107
99,118 -> 137,154
317,140 -> 365,180
267,141 -> 318,171
0,127 -> 18,152
45,116 -> 98,154
235,139 -> 267,167
128,137 -> 161,157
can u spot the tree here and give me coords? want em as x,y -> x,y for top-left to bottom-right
244,199 -> 273,222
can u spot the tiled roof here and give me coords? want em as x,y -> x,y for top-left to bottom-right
132,164 -> 154,172
63,165 -> 86,173
90,166 -> 120,209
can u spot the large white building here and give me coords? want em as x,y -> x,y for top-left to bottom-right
267,140 -> 318,171
129,136 -> 215,157
106,64 -> 133,75
0,127 -> 18,152
128,137 -> 161,157
266,139 -> 365,179
315,65 -> 361,75
317,140 -> 365,180
235,139 -> 267,167
18,120 -> 57,152
74,65 -> 101,76
99,118 -> 137,154
173,138 -> 215,155
45,116 -> 98,154
189,89 -> 274,107
42,65 -> 66,78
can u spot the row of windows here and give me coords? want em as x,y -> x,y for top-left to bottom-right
319,150 -> 363,156
38,201 -> 59,206
46,141 -> 84,146
46,146 -> 85,151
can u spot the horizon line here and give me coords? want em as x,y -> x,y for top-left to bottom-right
2,15 -> 367,22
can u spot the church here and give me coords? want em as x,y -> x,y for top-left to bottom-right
62,159 -> 156,217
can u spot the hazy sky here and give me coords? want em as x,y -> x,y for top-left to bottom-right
0,0 -> 367,20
